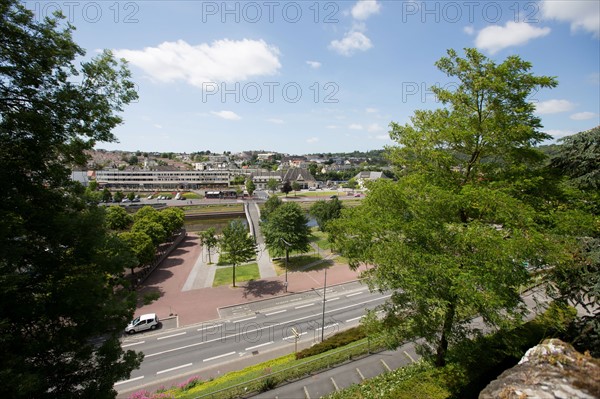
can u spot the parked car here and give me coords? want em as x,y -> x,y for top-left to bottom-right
125,313 -> 159,334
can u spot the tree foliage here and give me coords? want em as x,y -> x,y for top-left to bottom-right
219,220 -> 257,287
199,227 -> 218,264
281,180 -> 292,197
309,198 -> 343,232
330,48 -> 562,367
159,207 -> 185,236
105,206 -> 133,230
262,202 -> 311,261
119,231 -> 156,269
245,178 -> 256,196
266,178 -> 279,193
0,1 -> 141,396
550,126 -> 600,190
261,195 -> 283,221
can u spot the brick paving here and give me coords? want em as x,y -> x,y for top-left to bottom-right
135,232 -> 367,327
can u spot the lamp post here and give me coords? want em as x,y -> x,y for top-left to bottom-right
321,266 -> 327,342
280,238 -> 291,292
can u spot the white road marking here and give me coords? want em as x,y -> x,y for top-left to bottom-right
283,331 -> 307,341
345,316 -> 362,323
122,341 -> 145,348
295,303 -> 314,309
203,351 -> 236,362
157,332 -> 186,340
265,309 -> 287,316
328,297 -> 340,302
157,363 -> 192,375
197,323 -> 223,332
245,341 -> 274,351
346,291 -> 364,297
114,376 -> 144,386
144,295 -> 392,358
235,316 -> 257,323
316,323 -> 339,331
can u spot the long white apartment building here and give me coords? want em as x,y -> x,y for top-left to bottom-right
95,169 -> 246,190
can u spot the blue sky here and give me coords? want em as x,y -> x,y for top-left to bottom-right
26,0 -> 599,154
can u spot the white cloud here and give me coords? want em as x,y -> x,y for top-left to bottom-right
475,22 -> 550,54
115,39 -> 281,87
306,60 -> 322,69
266,118 -> 284,124
211,110 -> 241,120
541,0 -> 600,37
351,0 -> 381,20
374,134 -> 390,140
307,137 -> 320,144
570,111 -> 598,120
463,26 -> 475,35
326,125 -> 339,129
153,124 -> 163,129
366,107 -> 378,113
367,123 -> 384,133
349,123 -> 363,130
329,30 -> 373,56
534,99 -> 575,114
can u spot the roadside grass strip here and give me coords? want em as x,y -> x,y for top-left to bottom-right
135,337 -> 385,399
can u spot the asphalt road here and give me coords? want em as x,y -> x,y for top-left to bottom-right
115,281 -> 390,394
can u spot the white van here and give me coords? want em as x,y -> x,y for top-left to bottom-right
125,313 -> 159,334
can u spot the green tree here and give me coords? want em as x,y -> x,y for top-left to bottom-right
88,180 -> 99,191
119,231 -> 156,272
329,48 -> 559,367
262,202 -> 311,262
101,188 -> 113,202
308,163 -> 320,179
105,205 -> 133,230
550,126 -> 600,190
344,178 -> 358,189
0,1 -> 141,396
281,180 -> 292,197
231,175 -> 246,186
291,181 -> 301,196
113,191 -> 125,202
159,207 -> 185,236
127,192 -> 135,201
261,195 -> 283,221
219,220 -> 257,287
545,127 -> 600,355
199,227 -> 219,264
266,178 -> 279,193
309,197 -> 343,232
133,205 -> 160,223
246,178 -> 256,197
131,220 -> 166,247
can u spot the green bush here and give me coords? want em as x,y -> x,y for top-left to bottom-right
296,326 -> 366,359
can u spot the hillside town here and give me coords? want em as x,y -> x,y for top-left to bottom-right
72,149 -> 393,193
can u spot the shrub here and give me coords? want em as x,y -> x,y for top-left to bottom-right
296,326 -> 366,359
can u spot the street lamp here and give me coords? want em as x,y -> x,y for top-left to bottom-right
321,266 -> 327,342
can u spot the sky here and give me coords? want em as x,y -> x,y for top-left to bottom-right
25,0 -> 600,154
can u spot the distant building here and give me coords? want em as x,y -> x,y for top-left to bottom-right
282,168 -> 316,189
354,171 -> 385,189
95,169 -> 232,190
250,171 -> 282,190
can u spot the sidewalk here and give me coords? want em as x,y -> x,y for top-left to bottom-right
135,232 -> 367,327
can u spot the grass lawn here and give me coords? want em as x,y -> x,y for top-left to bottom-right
311,228 -> 332,250
212,263 -> 260,287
